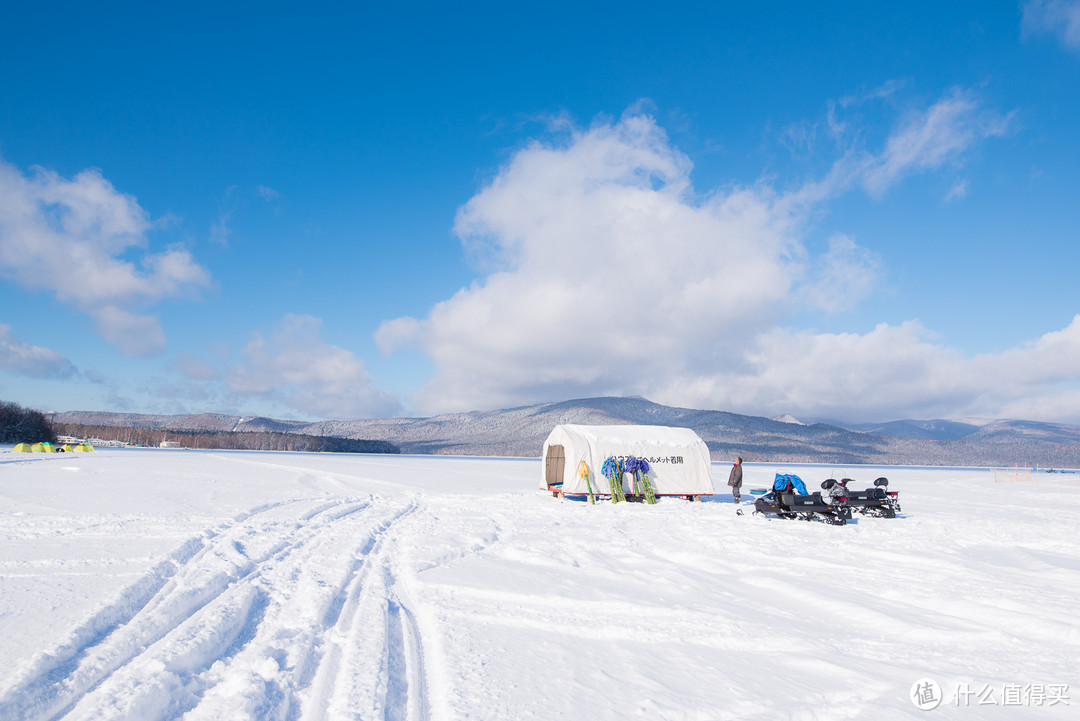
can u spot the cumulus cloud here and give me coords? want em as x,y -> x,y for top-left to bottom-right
659,317 -> 1080,423
377,112 -> 805,412
1023,0 -> 1080,53
0,158 -> 211,355
230,314 -> 401,419
654,322 -> 960,419
0,323 -> 77,378
376,100 -> 1070,422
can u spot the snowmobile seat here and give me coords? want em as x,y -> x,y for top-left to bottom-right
845,489 -> 886,504
780,493 -> 849,523
782,493 -> 830,511
843,488 -> 897,517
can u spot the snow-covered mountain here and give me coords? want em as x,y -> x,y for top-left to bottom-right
46,397 -> 1080,467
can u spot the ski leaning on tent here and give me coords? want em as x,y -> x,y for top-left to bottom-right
601,456 -> 628,503
577,459 -> 596,505
624,457 -> 657,504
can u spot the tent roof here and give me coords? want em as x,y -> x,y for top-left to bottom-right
547,424 -> 707,447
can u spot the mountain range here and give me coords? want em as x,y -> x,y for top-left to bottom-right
46,397 -> 1080,467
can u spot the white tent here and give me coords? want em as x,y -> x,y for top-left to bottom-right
541,424 -> 714,498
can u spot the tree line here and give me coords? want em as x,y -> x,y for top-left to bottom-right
1,400 -> 58,444
51,422 -> 400,454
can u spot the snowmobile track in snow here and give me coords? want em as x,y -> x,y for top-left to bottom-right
0,495 -> 432,721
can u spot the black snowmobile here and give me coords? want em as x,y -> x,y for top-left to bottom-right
753,474 -> 852,526
824,477 -> 901,518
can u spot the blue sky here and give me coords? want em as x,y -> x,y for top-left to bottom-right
2,1 -> 1080,423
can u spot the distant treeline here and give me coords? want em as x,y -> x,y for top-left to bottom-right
52,422 -> 399,454
1,400 -> 58,444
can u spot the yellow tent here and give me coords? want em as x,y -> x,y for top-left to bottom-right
31,442 -> 56,452
13,443 -> 32,452
73,444 -> 95,452
62,444 -> 73,452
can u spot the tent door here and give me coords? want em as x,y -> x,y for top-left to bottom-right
545,445 -> 566,486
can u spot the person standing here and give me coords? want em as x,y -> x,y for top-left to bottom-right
727,457 -> 743,503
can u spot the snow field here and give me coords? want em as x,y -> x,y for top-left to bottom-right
1,450 -> 1078,719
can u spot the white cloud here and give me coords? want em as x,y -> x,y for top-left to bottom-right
0,158 -> 211,356
653,322 -> 961,419
378,112 -> 807,413
376,103 -> 1078,422
944,179 -> 969,203
658,317 -> 1080,423
230,314 -> 401,419
177,352 -> 222,381
92,307 -> 168,357
794,87 -> 1012,206
1023,0 -> 1080,53
0,323 -> 77,378
857,88 -> 1011,197
798,234 -> 881,314
210,214 -> 232,246
255,185 -> 281,201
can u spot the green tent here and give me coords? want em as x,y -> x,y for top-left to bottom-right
31,442 -> 56,452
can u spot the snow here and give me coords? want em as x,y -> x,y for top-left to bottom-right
1,448 -> 1078,719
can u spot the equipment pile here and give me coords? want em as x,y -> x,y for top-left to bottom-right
752,473 -> 902,525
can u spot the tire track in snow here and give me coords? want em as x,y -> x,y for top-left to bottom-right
0,496 -> 367,721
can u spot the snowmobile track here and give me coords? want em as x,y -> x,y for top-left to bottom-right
0,495 -> 431,721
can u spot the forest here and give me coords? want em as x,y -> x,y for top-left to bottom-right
0,400 -> 58,444
50,422 -> 399,453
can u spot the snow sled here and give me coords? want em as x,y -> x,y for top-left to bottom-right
753,474 -> 852,526
827,477 -> 901,518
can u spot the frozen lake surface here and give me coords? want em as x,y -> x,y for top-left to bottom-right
1,449 -> 1077,719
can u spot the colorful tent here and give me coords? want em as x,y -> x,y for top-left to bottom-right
73,444 -> 95,452
31,442 -> 56,453
13,443 -> 32,452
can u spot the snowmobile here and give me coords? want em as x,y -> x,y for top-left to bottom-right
826,477 -> 901,518
753,473 -> 852,526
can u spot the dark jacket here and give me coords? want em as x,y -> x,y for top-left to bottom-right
727,463 -> 743,487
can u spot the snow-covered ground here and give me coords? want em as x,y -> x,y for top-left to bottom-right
1,449 -> 1077,720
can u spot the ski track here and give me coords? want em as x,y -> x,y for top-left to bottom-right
0,494 -> 436,721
